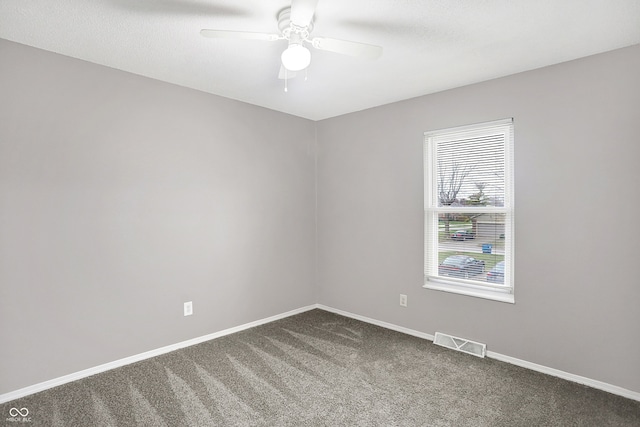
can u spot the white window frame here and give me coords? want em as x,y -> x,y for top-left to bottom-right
423,118 -> 515,303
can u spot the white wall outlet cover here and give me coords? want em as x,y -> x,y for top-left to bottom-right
400,294 -> 407,307
184,301 -> 193,316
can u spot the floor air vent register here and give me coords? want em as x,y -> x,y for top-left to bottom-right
433,332 -> 486,358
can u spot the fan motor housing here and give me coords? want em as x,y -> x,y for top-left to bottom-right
278,7 -> 314,37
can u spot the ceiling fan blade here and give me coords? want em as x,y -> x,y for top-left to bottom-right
200,29 -> 280,41
311,37 -> 382,60
290,0 -> 319,27
278,65 -> 298,80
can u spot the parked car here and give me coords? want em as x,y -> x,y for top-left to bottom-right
486,261 -> 505,283
438,255 -> 485,278
450,230 -> 475,241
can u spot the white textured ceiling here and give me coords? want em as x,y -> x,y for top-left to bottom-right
1,1 -> 639,120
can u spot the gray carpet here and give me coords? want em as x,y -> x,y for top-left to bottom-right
2,309 -> 639,426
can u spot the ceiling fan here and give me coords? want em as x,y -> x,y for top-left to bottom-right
200,0 -> 383,86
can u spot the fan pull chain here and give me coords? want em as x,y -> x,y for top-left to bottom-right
284,70 -> 288,92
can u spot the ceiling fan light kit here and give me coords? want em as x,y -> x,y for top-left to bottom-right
200,0 -> 383,90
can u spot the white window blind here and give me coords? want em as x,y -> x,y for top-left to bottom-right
424,119 -> 514,303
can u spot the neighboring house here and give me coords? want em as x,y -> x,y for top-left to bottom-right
471,213 -> 505,238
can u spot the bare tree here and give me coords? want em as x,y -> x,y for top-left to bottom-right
466,182 -> 489,235
475,181 -> 487,194
438,160 -> 473,233
438,160 -> 473,206
467,181 -> 489,206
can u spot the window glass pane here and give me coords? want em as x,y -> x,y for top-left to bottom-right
437,213 -> 506,284
436,134 -> 505,207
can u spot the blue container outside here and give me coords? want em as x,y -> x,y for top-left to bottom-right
482,243 -> 492,254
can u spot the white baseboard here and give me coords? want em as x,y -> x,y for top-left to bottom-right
0,304 -> 317,404
3,303 -> 639,404
316,304 -> 435,341
317,304 -> 640,402
485,351 -> 640,402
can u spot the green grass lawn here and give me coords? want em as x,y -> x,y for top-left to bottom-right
438,251 -> 504,271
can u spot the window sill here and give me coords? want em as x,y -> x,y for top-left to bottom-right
423,279 -> 514,304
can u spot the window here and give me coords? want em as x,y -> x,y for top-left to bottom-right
424,119 -> 514,303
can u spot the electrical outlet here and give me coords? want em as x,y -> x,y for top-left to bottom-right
184,301 -> 193,316
400,294 -> 407,307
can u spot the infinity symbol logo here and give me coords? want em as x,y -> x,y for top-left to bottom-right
9,407 -> 29,417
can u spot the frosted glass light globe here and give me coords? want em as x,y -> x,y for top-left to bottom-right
281,44 -> 311,71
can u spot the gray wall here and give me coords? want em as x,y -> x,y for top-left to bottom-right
0,39 -> 317,394
317,44 -> 640,393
